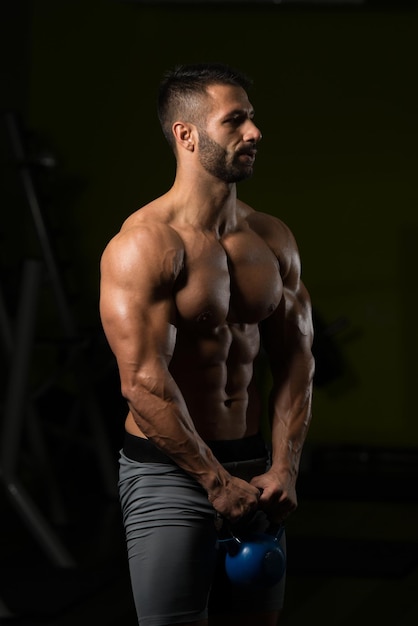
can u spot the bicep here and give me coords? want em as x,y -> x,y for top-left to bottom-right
99,241 -> 177,390
284,279 -> 313,341
261,274 -> 313,368
254,213 -> 313,346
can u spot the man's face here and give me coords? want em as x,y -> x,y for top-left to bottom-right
196,84 -> 262,184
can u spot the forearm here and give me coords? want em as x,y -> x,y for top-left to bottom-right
124,376 -> 232,494
269,351 -> 314,482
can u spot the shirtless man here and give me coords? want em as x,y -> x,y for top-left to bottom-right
99,63 -> 314,626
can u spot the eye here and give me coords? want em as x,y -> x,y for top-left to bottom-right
225,114 -> 245,127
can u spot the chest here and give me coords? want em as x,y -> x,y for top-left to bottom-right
174,229 -> 283,326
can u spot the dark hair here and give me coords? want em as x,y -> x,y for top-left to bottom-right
157,62 -> 253,149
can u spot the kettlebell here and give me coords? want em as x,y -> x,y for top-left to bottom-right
219,525 -> 286,588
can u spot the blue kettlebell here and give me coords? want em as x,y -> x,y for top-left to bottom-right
220,526 -> 286,588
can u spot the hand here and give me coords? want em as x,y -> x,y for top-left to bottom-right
250,468 -> 298,524
208,475 -> 261,523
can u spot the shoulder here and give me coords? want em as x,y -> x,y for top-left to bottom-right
101,201 -> 185,284
239,203 -> 300,277
239,203 -> 293,245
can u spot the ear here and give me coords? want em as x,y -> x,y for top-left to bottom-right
172,122 -> 195,152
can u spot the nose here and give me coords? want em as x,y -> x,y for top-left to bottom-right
244,119 -> 262,144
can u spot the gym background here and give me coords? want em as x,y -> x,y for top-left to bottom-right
1,1 -> 417,625
3,0 -> 417,448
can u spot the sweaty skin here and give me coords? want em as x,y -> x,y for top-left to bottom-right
99,83 -> 314,526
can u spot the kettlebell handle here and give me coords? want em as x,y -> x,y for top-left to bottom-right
218,523 -> 285,551
221,523 -> 285,541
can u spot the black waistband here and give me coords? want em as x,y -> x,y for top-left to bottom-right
123,431 -> 267,464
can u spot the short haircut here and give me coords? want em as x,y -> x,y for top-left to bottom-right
157,62 -> 253,149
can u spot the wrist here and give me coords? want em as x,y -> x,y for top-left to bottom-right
269,463 -> 297,484
202,468 -> 232,500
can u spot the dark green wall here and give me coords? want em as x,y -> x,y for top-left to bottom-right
4,0 -> 418,446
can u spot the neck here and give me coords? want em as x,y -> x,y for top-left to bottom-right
169,164 -> 239,235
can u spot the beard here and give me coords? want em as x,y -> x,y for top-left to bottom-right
197,129 -> 255,183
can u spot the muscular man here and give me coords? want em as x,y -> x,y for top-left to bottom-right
99,63 -> 314,626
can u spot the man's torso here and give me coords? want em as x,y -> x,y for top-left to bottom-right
124,200 -> 286,441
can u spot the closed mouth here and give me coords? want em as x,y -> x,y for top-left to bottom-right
238,150 -> 257,160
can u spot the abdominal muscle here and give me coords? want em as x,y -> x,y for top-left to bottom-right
124,321 -> 263,443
